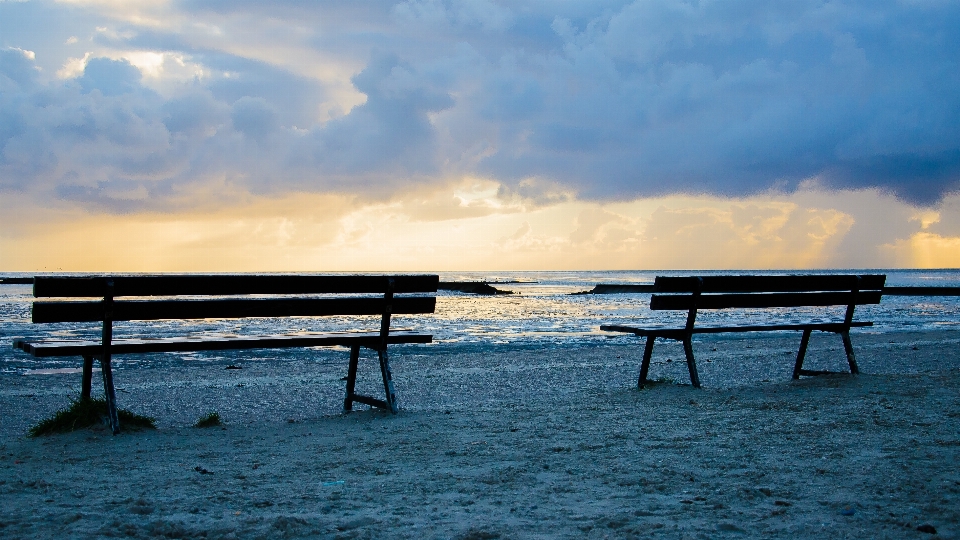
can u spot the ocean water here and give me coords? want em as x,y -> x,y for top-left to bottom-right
1,269 -> 959,375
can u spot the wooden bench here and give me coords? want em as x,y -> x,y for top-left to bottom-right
13,275 -> 438,433
600,274 -> 885,388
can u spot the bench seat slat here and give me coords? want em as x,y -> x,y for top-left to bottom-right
33,296 -> 436,323
33,275 -> 439,298
650,291 -> 882,311
654,274 -> 886,293
13,331 -> 432,357
600,321 -> 872,337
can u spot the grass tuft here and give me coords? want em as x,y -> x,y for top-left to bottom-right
194,411 -> 222,428
28,396 -> 156,437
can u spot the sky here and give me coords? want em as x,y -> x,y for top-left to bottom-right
1,0 -> 959,271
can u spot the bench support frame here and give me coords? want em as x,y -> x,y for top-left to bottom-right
343,278 -> 400,414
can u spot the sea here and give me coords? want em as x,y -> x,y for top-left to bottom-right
2,269 -> 959,375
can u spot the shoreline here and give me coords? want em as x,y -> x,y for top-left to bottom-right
1,330 -> 959,538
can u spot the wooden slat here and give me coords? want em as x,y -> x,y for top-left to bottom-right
599,325 -> 685,338
32,274 -> 439,297
650,290 -> 882,311
33,296 -> 436,323
600,321 -> 871,336
14,332 -> 432,357
692,321 -> 872,333
653,275 -> 885,293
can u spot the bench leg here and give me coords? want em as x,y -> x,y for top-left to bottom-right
378,349 -> 398,414
638,336 -> 655,389
100,357 -> 120,435
682,338 -> 701,388
343,345 -> 360,411
840,331 -> 859,375
81,356 -> 94,400
793,328 -> 812,379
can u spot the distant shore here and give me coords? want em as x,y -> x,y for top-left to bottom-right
1,329 -> 958,538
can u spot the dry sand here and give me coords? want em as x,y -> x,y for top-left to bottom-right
1,330 -> 959,539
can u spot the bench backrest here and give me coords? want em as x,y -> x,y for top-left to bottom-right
650,274 -> 885,311
31,275 -> 438,323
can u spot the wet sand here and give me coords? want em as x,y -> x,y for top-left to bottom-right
1,330 -> 959,538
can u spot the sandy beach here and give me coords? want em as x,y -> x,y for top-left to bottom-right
2,329 -> 959,539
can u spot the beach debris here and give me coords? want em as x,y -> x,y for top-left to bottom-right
194,466 -> 213,475
840,506 -> 856,516
322,480 -> 345,487
253,500 -> 274,508
225,365 -> 242,370
774,500 -> 792,506
917,524 -> 937,534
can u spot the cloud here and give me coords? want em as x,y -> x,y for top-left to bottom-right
638,203 -> 855,269
3,178 -> 957,271
161,91 -> 228,136
1,0 -> 959,220
393,0 -> 516,33
78,57 -> 142,95
230,96 -> 279,140
299,53 -> 454,183
0,47 -> 38,91
467,1 -> 960,204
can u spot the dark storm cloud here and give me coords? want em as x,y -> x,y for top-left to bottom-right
459,0 -> 960,204
304,54 -> 454,177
